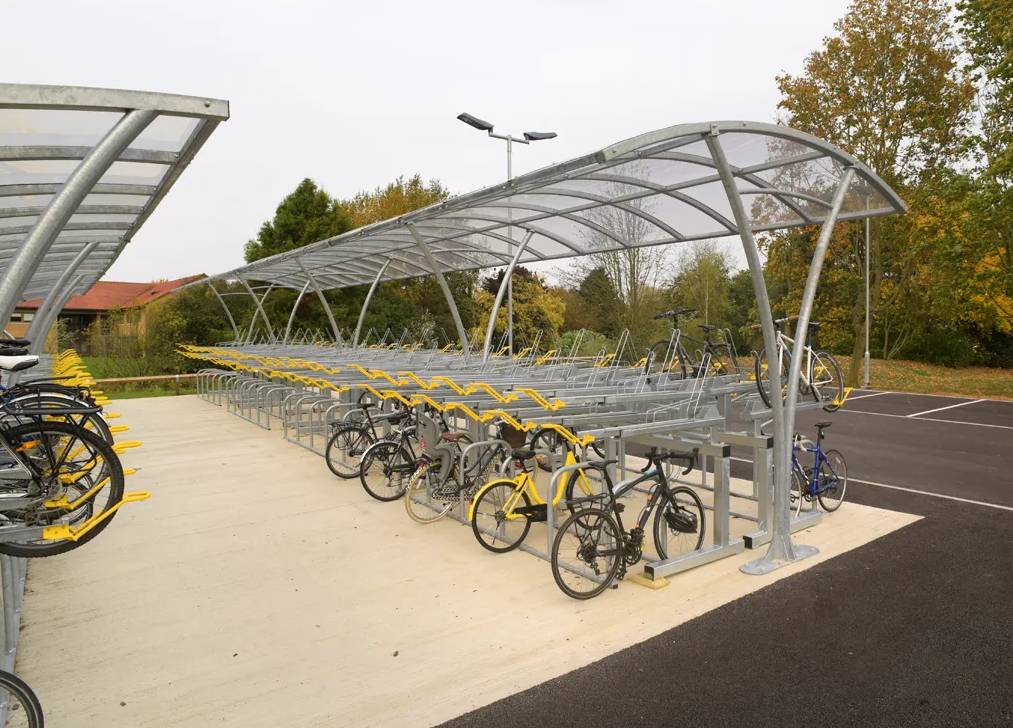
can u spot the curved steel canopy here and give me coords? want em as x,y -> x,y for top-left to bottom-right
0,83 -> 229,302
201,120 -> 905,291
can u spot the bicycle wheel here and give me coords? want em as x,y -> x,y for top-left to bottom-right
325,424 -> 374,479
3,393 -> 114,445
0,670 -> 44,728
708,342 -> 739,377
648,340 -> 688,378
359,441 -> 414,502
652,486 -> 705,560
529,428 -> 564,473
404,463 -> 454,524
790,466 -> 809,517
818,449 -> 848,512
0,421 -> 125,558
811,351 -> 845,412
551,507 -> 623,600
754,347 -> 787,409
470,480 -> 532,552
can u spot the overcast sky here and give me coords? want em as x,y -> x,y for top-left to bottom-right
4,0 -> 852,283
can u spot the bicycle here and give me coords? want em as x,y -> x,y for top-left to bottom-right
0,669 -> 44,727
324,401 -> 409,479
469,446 -> 600,553
790,421 -> 847,516
0,338 -> 113,445
550,448 -> 705,600
402,430 -> 490,525
0,348 -> 126,557
357,417 -> 424,502
753,318 -> 844,412
649,308 -> 740,378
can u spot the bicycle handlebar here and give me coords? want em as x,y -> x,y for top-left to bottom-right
653,307 -> 697,321
641,447 -> 699,475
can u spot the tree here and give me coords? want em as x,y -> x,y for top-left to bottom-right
957,0 -> 1013,361
343,174 -> 449,227
773,0 -> 977,380
244,179 -> 353,263
470,269 -> 566,353
571,173 -> 673,347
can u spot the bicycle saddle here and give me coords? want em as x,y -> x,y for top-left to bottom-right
0,338 -> 30,347
809,321 -> 821,329
440,431 -> 469,443
815,421 -> 832,430
0,354 -> 39,372
699,324 -> 717,332
511,448 -> 536,461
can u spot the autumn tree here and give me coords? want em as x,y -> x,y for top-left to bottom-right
773,0 -> 976,379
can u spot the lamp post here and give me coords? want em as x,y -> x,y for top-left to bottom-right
457,112 -> 557,353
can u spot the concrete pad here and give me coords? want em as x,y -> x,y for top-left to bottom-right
16,396 -> 921,727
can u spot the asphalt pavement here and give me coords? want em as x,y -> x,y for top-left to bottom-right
441,390 -> 1013,728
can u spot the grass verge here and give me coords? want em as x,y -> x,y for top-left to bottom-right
837,356 -> 1013,400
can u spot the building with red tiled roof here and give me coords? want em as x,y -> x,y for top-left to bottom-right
7,275 -> 204,345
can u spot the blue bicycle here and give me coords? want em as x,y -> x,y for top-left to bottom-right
791,421 -> 847,516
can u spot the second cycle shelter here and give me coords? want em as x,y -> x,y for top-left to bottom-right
188,120 -> 906,577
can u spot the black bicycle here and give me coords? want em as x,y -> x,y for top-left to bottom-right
649,308 -> 739,378
551,448 -> 705,600
0,669 -> 44,727
325,401 -> 409,479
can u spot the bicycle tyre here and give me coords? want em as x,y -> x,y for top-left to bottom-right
470,480 -> 532,553
0,420 -> 125,558
3,392 -> 114,445
818,449 -> 847,511
359,441 -> 413,502
404,463 -> 454,524
0,669 -> 44,727
812,351 -> 845,412
648,340 -> 689,379
652,485 -> 705,560
709,342 -> 739,377
325,424 -> 374,479
551,507 -> 623,600
790,466 -> 807,517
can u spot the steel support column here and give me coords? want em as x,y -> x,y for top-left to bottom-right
406,224 -> 470,356
208,281 -> 240,341
352,259 -> 390,348
283,282 -> 312,344
482,231 -> 533,362
706,131 -> 814,574
297,260 -> 342,345
24,241 -> 100,355
240,278 -> 276,344
0,109 -> 157,325
30,274 -> 81,354
783,168 -> 855,465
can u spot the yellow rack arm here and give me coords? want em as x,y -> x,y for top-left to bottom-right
112,440 -> 143,454
41,491 -> 151,542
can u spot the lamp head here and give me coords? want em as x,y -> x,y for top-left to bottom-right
457,113 -> 494,132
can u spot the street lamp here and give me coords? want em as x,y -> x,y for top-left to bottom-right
457,112 -> 557,353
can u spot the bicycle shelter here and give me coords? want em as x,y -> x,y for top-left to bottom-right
0,83 -> 229,710
187,120 -> 906,580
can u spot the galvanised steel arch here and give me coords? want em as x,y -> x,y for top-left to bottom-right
196,120 -> 906,573
0,83 -> 229,354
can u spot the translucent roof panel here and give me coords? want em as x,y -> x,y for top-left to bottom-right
0,84 -> 229,301
201,121 -> 905,292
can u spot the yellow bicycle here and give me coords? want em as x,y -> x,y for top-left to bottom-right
468,449 -> 599,553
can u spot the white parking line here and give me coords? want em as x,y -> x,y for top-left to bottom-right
908,399 -> 984,418
728,456 -> 1013,512
837,408 -> 1013,430
845,391 -> 893,402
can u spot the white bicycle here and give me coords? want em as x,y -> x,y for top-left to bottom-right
754,318 -> 844,412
